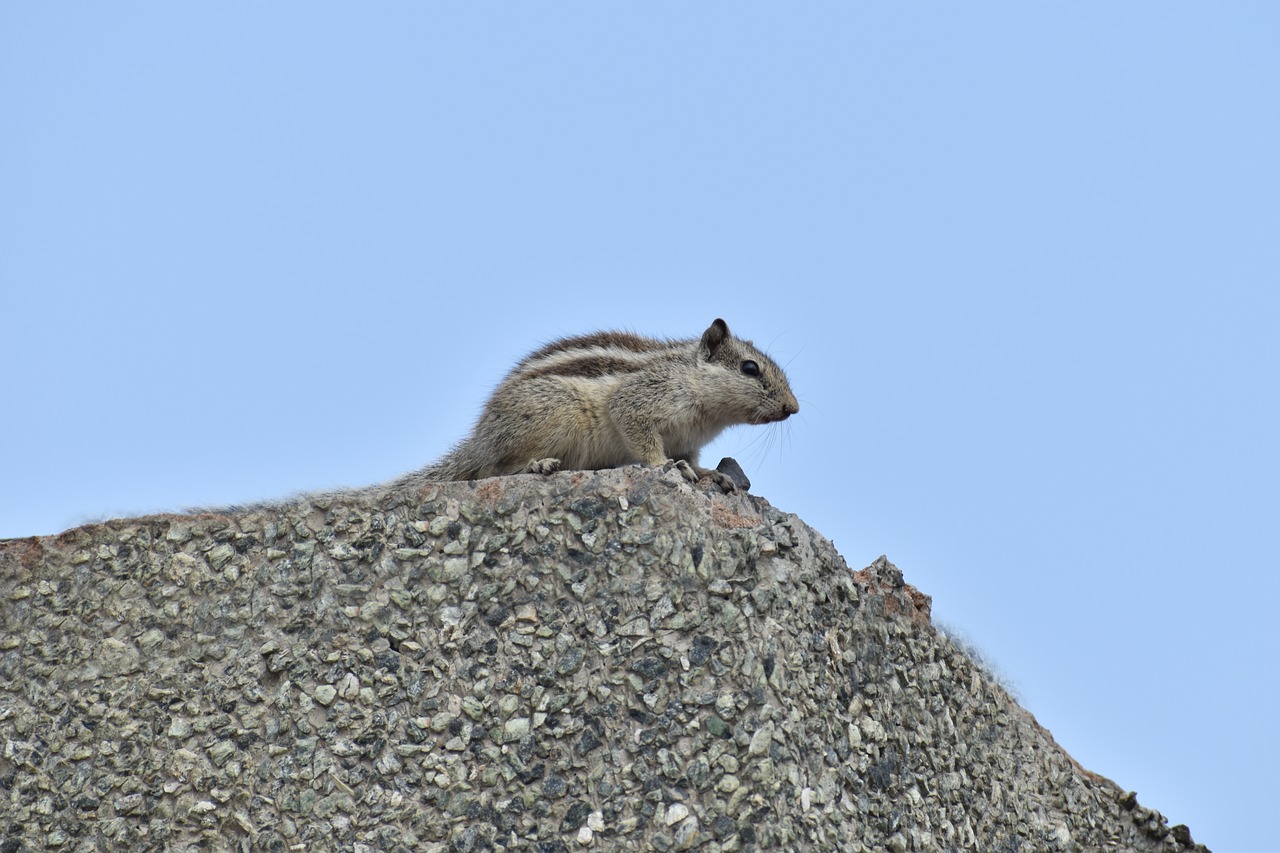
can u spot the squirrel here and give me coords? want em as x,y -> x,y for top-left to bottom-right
386,318 -> 798,493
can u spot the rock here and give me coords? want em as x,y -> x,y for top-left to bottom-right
96,637 -> 140,677
715,457 -> 751,491
0,467 -> 1207,852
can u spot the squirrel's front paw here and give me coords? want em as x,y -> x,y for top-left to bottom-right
670,459 -> 700,484
702,470 -> 739,493
525,458 -> 563,475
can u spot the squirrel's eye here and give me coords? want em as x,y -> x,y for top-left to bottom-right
741,360 -> 761,377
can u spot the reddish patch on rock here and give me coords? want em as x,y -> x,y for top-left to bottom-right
472,479 -> 504,504
906,587 -> 933,621
709,496 -> 760,529
852,564 -> 933,625
0,537 -> 46,571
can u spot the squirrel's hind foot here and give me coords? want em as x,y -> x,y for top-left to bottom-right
525,458 -> 563,475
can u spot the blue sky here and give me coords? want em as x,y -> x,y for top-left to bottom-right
3,5 -> 1277,850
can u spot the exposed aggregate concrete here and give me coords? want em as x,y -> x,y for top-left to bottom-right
0,466 -> 1206,851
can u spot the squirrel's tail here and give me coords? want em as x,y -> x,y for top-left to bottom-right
378,442 -> 478,494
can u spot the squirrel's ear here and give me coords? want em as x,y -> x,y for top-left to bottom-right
700,319 -> 729,357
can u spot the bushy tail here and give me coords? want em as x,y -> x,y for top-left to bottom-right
376,441 -> 479,495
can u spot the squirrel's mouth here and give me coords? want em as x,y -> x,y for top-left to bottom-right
754,402 -> 798,425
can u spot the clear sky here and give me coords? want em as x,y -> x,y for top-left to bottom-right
3,4 -> 1276,850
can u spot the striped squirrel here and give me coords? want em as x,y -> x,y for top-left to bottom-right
388,318 -> 798,493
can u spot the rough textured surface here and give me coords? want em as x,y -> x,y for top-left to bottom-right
1,466 -> 1206,852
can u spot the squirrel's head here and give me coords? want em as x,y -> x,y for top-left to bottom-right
699,319 -> 799,424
